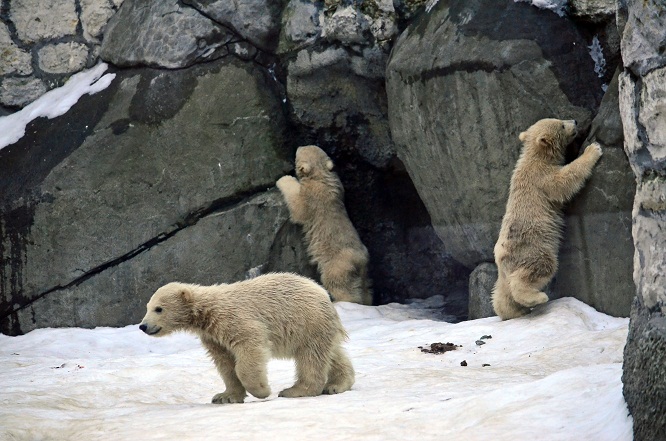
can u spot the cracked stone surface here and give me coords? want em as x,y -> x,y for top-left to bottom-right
619,0 -> 666,77
10,191 -> 304,333
182,0 -> 283,52
100,0 -> 235,68
0,57 -> 291,334
570,0 -> 616,21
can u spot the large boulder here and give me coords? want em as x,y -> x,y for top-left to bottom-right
387,0 -> 611,268
386,0 -> 634,317
0,58 -> 297,335
619,1 -> 666,438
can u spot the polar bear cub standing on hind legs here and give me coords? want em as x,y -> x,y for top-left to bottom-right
492,118 -> 603,320
139,273 -> 355,403
277,145 -> 372,305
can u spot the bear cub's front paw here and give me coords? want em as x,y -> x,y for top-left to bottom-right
276,175 -> 299,193
584,142 -> 603,161
212,390 -> 246,404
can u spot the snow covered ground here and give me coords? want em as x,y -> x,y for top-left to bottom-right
0,297 -> 631,440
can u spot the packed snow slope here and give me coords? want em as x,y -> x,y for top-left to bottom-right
0,297 -> 631,440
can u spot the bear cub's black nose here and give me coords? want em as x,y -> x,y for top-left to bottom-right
139,324 -> 147,333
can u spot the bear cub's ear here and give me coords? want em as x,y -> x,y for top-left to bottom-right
519,131 -> 527,142
180,288 -> 193,303
298,162 -> 312,176
537,133 -> 554,150
325,159 -> 334,171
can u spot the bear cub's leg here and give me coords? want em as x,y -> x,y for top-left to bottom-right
202,339 -> 248,404
323,346 -> 355,394
279,351 -> 330,398
234,344 -> 272,399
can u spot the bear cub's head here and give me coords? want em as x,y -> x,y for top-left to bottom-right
519,118 -> 578,160
295,145 -> 335,179
139,282 -> 193,337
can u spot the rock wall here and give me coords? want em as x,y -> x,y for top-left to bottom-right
0,0 -> 646,339
618,0 -> 666,439
0,0 -> 470,335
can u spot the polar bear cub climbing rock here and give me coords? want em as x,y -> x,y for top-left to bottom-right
493,118 -> 603,320
277,145 -> 372,305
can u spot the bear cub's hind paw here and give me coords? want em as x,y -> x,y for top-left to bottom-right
518,291 -> 549,308
212,391 -> 246,404
279,386 -> 322,398
323,383 -> 353,395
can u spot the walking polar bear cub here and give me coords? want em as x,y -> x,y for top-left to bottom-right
276,145 -> 372,305
139,273 -> 355,403
493,118 -> 603,320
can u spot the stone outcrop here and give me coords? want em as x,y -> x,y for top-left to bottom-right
619,1 -> 666,439
468,263 -> 497,320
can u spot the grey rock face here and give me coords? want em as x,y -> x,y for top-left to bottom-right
183,0 -> 283,52
0,58 -> 292,335
551,70 -> 635,317
11,191 -> 297,332
620,0 -> 666,77
278,0 -> 323,52
387,0 -> 610,268
619,1 -> 666,438
100,0 -> 235,68
468,263 -> 497,320
620,68 -> 666,177
286,45 -> 394,168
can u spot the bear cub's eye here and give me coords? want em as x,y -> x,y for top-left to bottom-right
155,306 -> 163,313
